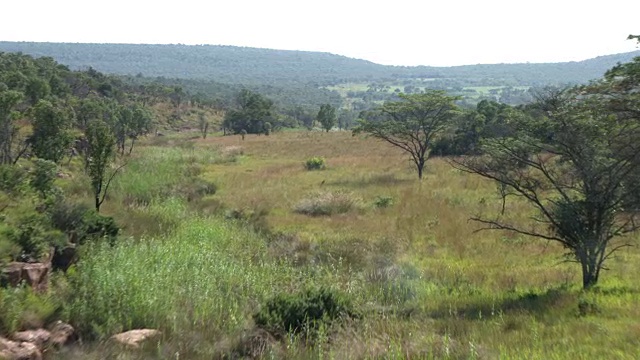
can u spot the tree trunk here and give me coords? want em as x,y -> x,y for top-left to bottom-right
581,255 -> 600,290
95,194 -> 101,213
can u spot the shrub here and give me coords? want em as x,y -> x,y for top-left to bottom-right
254,287 -> 356,337
294,191 -> 360,216
0,165 -> 27,194
48,201 -> 119,245
29,158 -> 58,198
373,195 -> 394,208
304,157 -> 326,171
2,212 -> 66,262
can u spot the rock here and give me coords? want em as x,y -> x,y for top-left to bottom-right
0,337 -> 42,360
11,330 -> 50,349
1,249 -> 53,293
1,262 -> 51,293
48,321 -> 75,348
111,329 -> 161,348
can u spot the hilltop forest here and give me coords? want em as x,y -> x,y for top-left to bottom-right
0,40 -> 639,359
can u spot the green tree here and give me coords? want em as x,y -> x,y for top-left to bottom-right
453,86 -> 640,289
0,90 -> 28,165
127,105 -> 153,154
317,104 -> 337,132
29,159 -> 57,199
86,120 -> 120,212
353,91 -> 460,179
29,100 -> 72,163
223,90 -> 274,134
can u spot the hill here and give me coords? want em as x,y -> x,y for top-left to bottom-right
1,42 -> 638,87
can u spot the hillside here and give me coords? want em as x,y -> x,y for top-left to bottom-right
1,42 -> 638,87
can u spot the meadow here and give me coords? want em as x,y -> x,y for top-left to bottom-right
8,130 -> 638,359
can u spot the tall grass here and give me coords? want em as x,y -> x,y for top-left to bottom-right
67,216 -> 297,339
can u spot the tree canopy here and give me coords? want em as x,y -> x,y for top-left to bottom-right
354,91 -> 460,179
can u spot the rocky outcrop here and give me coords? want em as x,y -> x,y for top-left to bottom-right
1,249 -> 54,293
1,262 -> 51,293
111,329 -> 161,348
0,337 -> 42,360
11,330 -> 50,349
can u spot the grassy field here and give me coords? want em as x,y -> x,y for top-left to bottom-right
17,130 -> 639,359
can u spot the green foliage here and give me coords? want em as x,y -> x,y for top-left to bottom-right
78,210 -> 119,246
304,156 -> 326,170
0,89 -> 25,165
453,79 -> 640,289
253,287 -> 356,337
2,211 -> 65,262
0,164 -> 27,193
29,99 -> 72,163
317,103 -> 336,132
0,286 -> 60,334
29,158 -> 58,198
224,90 -> 275,134
354,91 -> 460,179
263,121 -> 272,136
66,217 -> 293,340
373,195 -> 394,208
85,120 -> 117,212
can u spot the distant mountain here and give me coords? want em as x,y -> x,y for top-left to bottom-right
1,42 -> 638,88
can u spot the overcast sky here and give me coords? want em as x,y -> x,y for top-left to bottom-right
2,0 -> 638,66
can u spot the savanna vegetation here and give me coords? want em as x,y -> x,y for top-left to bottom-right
1,41 -> 640,360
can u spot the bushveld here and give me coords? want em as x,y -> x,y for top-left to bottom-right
4,130 -> 639,359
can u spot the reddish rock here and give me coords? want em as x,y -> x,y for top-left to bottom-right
11,330 -> 50,349
0,337 -> 42,360
111,329 -> 161,348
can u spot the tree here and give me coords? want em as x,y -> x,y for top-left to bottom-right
353,91 -> 460,179
86,120 -> 121,212
0,90 -> 29,165
199,112 -> 209,139
127,105 -> 153,154
30,100 -> 72,163
452,87 -> 640,289
317,104 -> 336,132
223,90 -> 274,134
263,121 -> 272,136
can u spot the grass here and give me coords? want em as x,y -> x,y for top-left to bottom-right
7,130 -> 638,359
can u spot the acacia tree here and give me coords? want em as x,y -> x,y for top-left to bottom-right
317,104 -> 336,132
86,120 -> 122,212
353,91 -> 460,179
453,86 -> 640,289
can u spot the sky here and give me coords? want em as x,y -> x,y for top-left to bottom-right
2,0 -> 638,67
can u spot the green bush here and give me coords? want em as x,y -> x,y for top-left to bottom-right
48,201 -> 119,245
2,212 -> 66,262
0,165 -> 27,194
254,287 -> 356,337
373,195 -> 394,208
304,157 -> 326,171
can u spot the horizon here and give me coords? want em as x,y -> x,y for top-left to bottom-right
1,40 -> 639,68
1,0 -> 638,67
